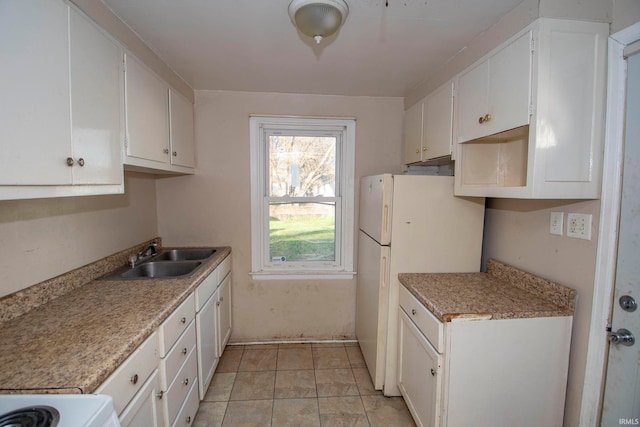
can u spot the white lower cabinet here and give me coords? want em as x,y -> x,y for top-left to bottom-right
195,254 -> 232,399
96,332 -> 160,425
119,369 -> 163,427
158,294 -> 197,427
398,309 -> 441,427
398,284 -> 572,427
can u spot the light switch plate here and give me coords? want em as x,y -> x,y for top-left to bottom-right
567,213 -> 592,240
550,212 -> 563,236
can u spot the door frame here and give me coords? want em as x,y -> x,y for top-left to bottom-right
579,21 -> 640,426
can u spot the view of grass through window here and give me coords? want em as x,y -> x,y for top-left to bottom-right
268,135 -> 337,263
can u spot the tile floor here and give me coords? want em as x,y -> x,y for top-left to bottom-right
193,342 -> 416,426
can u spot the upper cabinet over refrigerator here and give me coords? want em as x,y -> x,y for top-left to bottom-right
454,18 -> 608,199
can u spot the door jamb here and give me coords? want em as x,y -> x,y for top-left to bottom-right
579,21 -> 640,426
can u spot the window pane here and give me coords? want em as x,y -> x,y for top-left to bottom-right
268,135 -> 336,197
269,202 -> 336,262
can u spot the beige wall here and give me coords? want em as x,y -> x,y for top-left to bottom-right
0,172 -> 158,298
482,199 -> 600,426
155,90 -> 404,342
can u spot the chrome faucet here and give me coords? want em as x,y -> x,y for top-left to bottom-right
129,241 -> 158,268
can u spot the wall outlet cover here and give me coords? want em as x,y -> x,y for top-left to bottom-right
550,212 -> 564,236
567,213 -> 592,240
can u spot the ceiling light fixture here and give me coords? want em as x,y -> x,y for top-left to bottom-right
288,0 -> 349,45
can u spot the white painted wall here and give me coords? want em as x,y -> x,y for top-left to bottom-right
155,90 -> 403,342
0,172 -> 159,298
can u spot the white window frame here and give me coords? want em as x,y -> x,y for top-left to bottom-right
249,115 -> 355,280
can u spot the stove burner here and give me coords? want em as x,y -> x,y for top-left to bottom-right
0,405 -> 60,427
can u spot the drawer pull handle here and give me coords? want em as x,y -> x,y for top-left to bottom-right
411,309 -> 416,316
183,378 -> 189,386
182,347 -> 188,355
156,390 -> 164,399
186,416 -> 192,424
180,316 -> 186,324
431,368 -> 436,376
130,374 -> 138,385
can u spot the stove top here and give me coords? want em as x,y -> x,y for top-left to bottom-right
0,395 -> 119,427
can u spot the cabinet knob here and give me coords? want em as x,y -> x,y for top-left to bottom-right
172,151 -> 177,157
182,378 -> 189,386
415,148 -> 420,154
430,368 -> 436,376
220,296 -> 224,302
66,157 -> 74,167
163,148 -> 169,154
77,158 -> 85,167
182,347 -> 188,355
478,113 -> 492,124
186,416 -> 192,424
411,309 -> 416,315
130,374 -> 138,385
422,147 -> 428,152
216,301 -> 220,307
180,316 -> 186,324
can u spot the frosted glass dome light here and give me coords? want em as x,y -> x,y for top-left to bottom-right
288,0 -> 349,44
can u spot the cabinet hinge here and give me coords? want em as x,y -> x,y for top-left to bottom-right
530,37 -> 535,53
606,323 -> 612,333
529,103 -> 534,117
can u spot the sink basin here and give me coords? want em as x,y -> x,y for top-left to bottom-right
118,261 -> 202,279
153,248 -> 216,261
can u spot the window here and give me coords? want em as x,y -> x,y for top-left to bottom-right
250,116 -> 355,279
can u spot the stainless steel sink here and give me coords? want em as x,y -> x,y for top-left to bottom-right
153,248 -> 216,261
120,261 -> 202,279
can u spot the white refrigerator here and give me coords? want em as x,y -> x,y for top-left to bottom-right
356,174 -> 485,396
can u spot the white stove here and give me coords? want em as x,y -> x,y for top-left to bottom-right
0,394 -> 119,427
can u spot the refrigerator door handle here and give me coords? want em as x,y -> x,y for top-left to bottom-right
383,204 -> 389,236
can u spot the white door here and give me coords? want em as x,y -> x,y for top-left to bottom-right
196,292 -> 219,400
356,230 -> 390,389
601,50 -> 640,425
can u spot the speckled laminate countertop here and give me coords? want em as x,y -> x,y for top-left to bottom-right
398,259 -> 576,322
0,246 -> 231,394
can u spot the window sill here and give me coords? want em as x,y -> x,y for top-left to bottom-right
250,271 -> 357,281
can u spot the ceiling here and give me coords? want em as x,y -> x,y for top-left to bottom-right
102,0 -> 525,97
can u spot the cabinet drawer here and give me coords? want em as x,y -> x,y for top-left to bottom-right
165,347 -> 198,426
195,269 -> 218,312
399,285 -> 443,353
172,379 -> 199,427
160,320 -> 196,390
217,255 -> 231,281
158,293 -> 195,357
96,331 -> 158,415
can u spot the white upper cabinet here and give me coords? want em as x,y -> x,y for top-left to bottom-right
70,7 -> 123,186
457,31 -> 532,143
402,80 -> 454,164
0,0 -> 123,200
124,54 -> 195,174
454,19 -> 608,199
169,89 -> 196,168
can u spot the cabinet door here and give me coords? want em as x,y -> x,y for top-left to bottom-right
0,0 -> 72,185
69,7 -> 123,185
423,81 -> 454,160
169,89 -> 196,168
196,291 -> 219,400
488,30 -> 532,135
456,60 -> 489,143
397,309 -> 441,427
217,273 -> 232,352
125,53 -> 170,163
402,101 -> 424,164
119,369 -> 163,427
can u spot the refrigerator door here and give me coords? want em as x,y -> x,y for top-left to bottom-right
359,174 -> 393,245
356,230 -> 390,390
